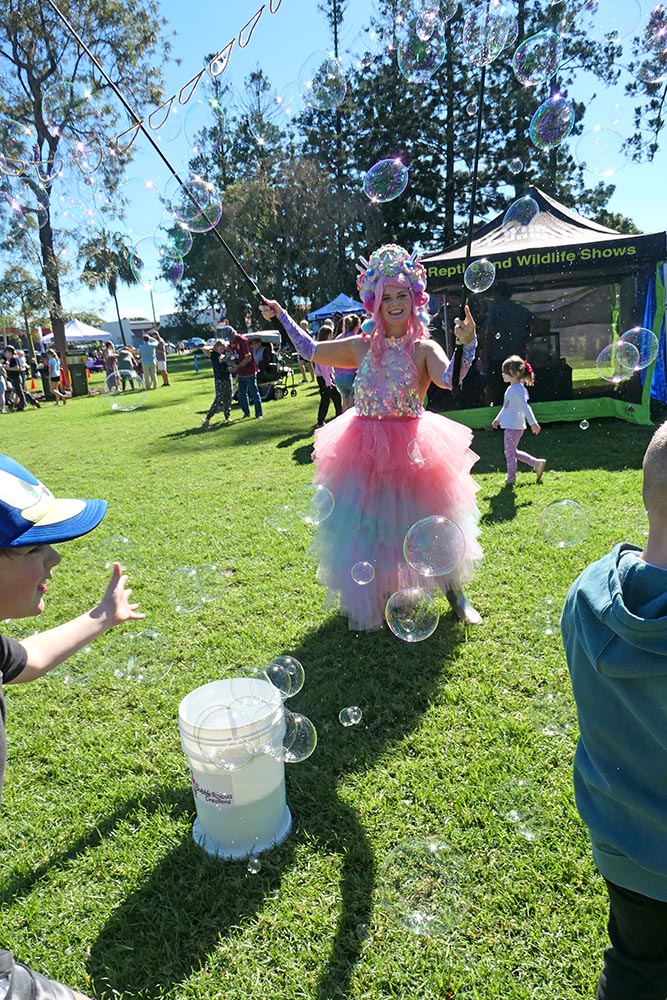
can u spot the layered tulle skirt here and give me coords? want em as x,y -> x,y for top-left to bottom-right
311,409 -> 482,631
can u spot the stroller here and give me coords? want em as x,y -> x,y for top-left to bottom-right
251,331 -> 298,401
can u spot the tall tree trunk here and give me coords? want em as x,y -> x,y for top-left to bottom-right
112,289 -> 127,345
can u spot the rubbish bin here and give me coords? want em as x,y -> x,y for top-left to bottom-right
66,352 -> 89,397
39,364 -> 54,401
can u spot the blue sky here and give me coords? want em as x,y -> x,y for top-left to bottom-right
72,0 -> 667,323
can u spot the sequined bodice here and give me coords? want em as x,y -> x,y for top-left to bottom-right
354,337 -> 422,418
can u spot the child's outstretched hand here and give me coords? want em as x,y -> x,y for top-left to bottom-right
531,422 -> 541,435
492,420 -> 500,429
98,562 -> 145,626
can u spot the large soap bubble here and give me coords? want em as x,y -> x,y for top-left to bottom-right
363,158 -> 409,203
512,30 -> 563,87
293,483 -> 334,525
104,370 -> 146,411
575,127 -> 627,179
385,588 -> 440,642
297,51 -> 347,111
110,628 -> 172,684
404,515 -> 466,576
397,19 -> 447,83
165,173 -> 222,234
416,0 -> 459,40
618,327 -> 659,371
462,1 -> 515,66
464,258 -> 496,293
282,711 -> 318,763
540,500 -> 589,548
502,194 -> 540,231
529,94 -> 575,151
595,341 -> 640,383
379,839 -> 467,936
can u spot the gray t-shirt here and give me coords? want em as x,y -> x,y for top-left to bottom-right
0,633 -> 28,806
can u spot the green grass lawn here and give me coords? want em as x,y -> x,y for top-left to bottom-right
0,364 -> 658,1000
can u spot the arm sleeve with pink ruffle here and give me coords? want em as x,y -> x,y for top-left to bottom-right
441,336 -> 477,391
277,310 -> 317,361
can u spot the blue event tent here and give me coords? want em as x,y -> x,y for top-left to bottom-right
307,293 -> 365,323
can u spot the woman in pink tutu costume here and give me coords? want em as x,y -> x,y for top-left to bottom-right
260,244 -> 483,631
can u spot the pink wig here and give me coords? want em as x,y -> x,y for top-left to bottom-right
368,274 -> 430,365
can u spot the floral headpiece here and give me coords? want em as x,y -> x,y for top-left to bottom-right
356,244 -> 429,312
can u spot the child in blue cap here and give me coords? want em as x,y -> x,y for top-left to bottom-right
0,454 -> 144,1000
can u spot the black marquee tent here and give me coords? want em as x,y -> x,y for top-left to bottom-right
421,187 -> 667,427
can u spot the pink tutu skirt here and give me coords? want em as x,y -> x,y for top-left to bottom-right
311,410 -> 482,631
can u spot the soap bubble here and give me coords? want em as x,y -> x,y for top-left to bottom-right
282,712 -> 317,763
595,342 -> 640,383
111,628 -> 171,684
356,922 -> 371,941
618,327 -> 659,371
407,438 -> 433,465
385,588 -> 440,642
575,127 -> 627,178
496,779 -> 548,842
379,838 -> 466,936
167,566 -> 201,614
529,94 -> 575,150
50,643 -> 103,685
534,596 -> 561,636
98,535 -> 140,571
512,30 -> 563,87
579,0 -> 642,43
247,857 -> 262,874
463,258 -> 496,293
397,19 -> 447,83
502,195 -> 540,231
465,98 -> 479,116
351,561 -> 375,585
297,51 -> 347,111
294,483 -> 334,525
104,370 -> 146,411
508,156 -> 524,174
530,691 -> 575,737
579,419 -> 589,430
166,173 -> 222,233
404,515 -> 465,576
363,158 -> 409,203
416,0 -> 459,40
462,1 -> 515,65
339,705 -> 363,727
267,655 -> 305,699
194,705 -> 255,771
266,504 -> 293,533
541,499 -> 589,548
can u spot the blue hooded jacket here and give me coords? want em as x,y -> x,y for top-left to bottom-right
561,542 -> 667,900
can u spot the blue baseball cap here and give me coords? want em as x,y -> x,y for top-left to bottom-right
0,455 -> 107,548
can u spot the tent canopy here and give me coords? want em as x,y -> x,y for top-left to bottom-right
307,292 -> 365,321
422,186 -> 667,291
43,318 -> 107,344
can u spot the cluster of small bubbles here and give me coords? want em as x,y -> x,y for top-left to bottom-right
363,158 -> 409,204
98,535 -> 140,571
397,19 -> 447,83
508,156 -> 524,175
168,563 -> 229,614
385,588 -> 440,642
297,51 -> 347,111
339,705 -> 363,727
595,341 -> 640,383
575,127 -> 627,179
541,499 -> 590,548
462,1 -> 516,66
502,194 -> 539,232
403,515 -> 465,577
618,327 -> 659,371
351,561 -> 375,585
379,839 -> 464,936
497,778 -> 548,842
512,29 -> 563,87
111,628 -> 171,684
104,370 -> 146,411
463,257 -> 496,293
293,483 -> 335,525
529,94 -> 575,151
246,857 -> 262,875
579,419 -> 589,430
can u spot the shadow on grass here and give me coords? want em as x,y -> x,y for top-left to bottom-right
80,616 -> 466,999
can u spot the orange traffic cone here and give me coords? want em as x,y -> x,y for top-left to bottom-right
86,368 -> 90,379
30,377 -> 36,390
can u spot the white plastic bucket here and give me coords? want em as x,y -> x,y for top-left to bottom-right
179,676 -> 291,859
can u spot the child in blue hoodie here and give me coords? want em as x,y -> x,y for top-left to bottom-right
561,420 -> 667,1000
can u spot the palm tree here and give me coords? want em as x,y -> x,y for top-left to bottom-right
78,231 -> 141,346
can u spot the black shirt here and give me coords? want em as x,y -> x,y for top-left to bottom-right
0,634 -> 28,806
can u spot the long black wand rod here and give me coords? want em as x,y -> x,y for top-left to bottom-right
43,0 -> 262,299
452,56 -> 488,387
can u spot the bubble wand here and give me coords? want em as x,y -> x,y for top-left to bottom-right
42,0 -> 263,300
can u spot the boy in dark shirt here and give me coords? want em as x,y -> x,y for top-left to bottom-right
0,454 -> 143,1000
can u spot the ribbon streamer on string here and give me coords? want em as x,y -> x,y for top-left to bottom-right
43,0 -> 263,299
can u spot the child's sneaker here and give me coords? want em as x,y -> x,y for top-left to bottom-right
535,459 -> 547,483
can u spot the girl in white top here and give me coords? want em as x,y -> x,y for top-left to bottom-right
492,355 -> 546,486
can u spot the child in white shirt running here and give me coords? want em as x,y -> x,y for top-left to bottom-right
492,355 -> 546,486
